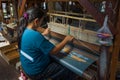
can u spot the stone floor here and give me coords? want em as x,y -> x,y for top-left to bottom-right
0,56 -> 19,80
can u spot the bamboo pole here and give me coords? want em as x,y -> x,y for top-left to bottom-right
54,11 -> 91,17
47,13 -> 96,22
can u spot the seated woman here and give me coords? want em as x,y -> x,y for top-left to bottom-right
17,7 -> 75,80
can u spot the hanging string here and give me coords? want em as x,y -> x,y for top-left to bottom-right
76,20 -> 99,55
68,24 -> 70,35
78,20 -> 81,39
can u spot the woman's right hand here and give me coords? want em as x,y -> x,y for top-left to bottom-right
64,35 -> 74,42
42,28 -> 50,36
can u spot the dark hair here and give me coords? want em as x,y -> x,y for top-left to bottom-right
17,7 -> 45,49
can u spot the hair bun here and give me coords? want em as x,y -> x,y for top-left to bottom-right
23,12 -> 29,20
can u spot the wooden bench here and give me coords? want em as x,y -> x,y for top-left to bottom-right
0,42 -> 19,65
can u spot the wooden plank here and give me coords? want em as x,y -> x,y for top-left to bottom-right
5,50 -> 19,62
0,42 -> 19,65
1,50 -> 19,65
0,42 -> 17,51
82,69 -> 96,80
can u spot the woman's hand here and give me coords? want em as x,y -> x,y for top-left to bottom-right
64,35 -> 74,42
50,35 -> 74,54
42,28 -> 50,36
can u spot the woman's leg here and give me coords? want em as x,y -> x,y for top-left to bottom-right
28,62 -> 78,80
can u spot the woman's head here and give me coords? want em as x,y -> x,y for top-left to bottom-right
18,7 -> 45,49
24,7 -> 44,24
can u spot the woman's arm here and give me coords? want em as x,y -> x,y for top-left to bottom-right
50,35 -> 74,54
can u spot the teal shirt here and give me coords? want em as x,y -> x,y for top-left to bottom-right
20,28 -> 55,75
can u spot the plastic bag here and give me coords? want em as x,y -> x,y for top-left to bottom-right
97,15 -> 113,46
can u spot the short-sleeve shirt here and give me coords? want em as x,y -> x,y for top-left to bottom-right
20,28 -> 55,76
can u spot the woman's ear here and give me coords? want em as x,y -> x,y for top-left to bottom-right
34,18 -> 39,26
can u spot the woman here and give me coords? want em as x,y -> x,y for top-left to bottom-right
18,7 -> 74,80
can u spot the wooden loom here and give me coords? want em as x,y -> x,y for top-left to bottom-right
37,27 -> 100,80
0,0 -> 119,80
47,12 -> 99,45
37,10 -> 101,79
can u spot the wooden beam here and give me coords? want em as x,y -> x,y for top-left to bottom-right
46,0 -> 78,2
77,0 -> 117,35
77,0 -> 104,26
106,0 -> 119,35
19,0 -> 26,18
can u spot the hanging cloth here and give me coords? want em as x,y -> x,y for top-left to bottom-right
97,15 -> 113,46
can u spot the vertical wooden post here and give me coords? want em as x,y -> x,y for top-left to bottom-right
0,0 -> 4,22
0,0 -> 3,22
12,0 -> 18,21
47,1 -> 55,24
110,6 -> 120,80
18,0 -> 27,18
